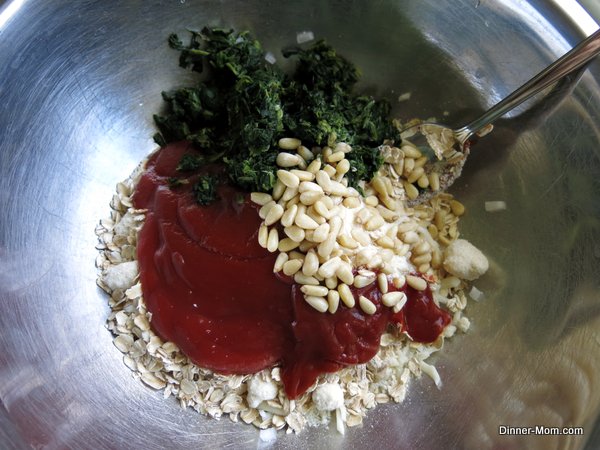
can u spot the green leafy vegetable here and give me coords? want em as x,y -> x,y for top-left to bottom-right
192,175 -> 219,205
153,27 -> 401,201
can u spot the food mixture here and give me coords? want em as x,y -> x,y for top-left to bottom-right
95,27 -> 489,434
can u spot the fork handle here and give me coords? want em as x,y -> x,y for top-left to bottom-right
456,28 -> 600,142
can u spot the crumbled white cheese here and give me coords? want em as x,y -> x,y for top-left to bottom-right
103,261 -> 138,291
247,378 -> 278,408
443,239 -> 488,281
312,383 -> 344,411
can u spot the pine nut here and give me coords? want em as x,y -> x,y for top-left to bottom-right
298,240 -> 316,252
300,190 -> 323,205
313,200 -> 330,219
327,151 -> 345,163
414,156 -> 428,169
282,259 -> 302,276
278,137 -> 301,150
301,284 -> 328,296
414,241 -> 431,254
366,254 -> 383,269
272,180 -> 285,200
267,228 -> 279,252
403,181 -> 419,200
311,222 -> 330,243
407,166 -> 425,184
318,256 -> 341,278
327,290 -> 340,314
338,283 -> 355,308
259,200 -> 275,219
295,213 -> 319,230
381,291 -> 403,307
402,230 -> 419,244
297,145 -> 314,162
401,144 -> 422,159
305,295 -> 328,313
316,170 -> 332,190
392,275 -> 406,289
321,196 -> 334,209
251,192 -> 272,206
288,250 -> 305,260
365,195 -> 379,207
302,249 -> 319,276
306,206 -> 326,224
397,221 -> 417,233
403,157 -> 415,175
406,275 -> 427,291
392,294 -> 408,313
325,276 -> 338,289
317,237 -> 336,259
258,224 -> 268,248
278,237 -> 300,252
377,273 -> 388,293
417,174 -> 430,189
418,263 -> 431,273
336,159 -> 350,174
334,142 -> 352,153
294,273 -> 319,285
273,252 -> 289,272
365,215 -> 385,231
298,181 -> 323,193
354,274 -> 375,288
328,180 -> 347,196
412,253 -> 432,265
281,186 -> 298,202
376,236 -> 395,249
342,197 -> 361,208
277,170 -> 300,189
323,165 -> 336,178
290,169 -> 314,181
356,208 -> 371,224
351,228 -> 371,246
281,204 -> 298,227
264,204 -> 284,226
284,225 -> 305,243
337,233 -> 358,250
336,263 -> 354,285
276,152 -> 301,167
359,295 -> 377,315
306,158 -> 321,174
371,176 -> 388,198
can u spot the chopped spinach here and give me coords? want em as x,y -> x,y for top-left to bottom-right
153,27 -> 401,201
193,175 -> 219,205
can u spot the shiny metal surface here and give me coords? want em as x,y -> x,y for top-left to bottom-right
1,1 -> 599,449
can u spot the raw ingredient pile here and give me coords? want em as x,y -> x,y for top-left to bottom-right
95,27 -> 489,435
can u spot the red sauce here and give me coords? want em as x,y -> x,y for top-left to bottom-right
134,142 -> 451,399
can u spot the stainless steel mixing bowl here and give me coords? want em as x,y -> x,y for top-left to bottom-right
1,1 -> 599,449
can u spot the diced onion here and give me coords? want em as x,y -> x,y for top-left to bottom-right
485,200 -> 506,212
469,286 -> 484,302
264,52 -> 276,64
296,31 -> 314,44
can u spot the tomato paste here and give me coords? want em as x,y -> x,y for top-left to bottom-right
134,142 -> 451,399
